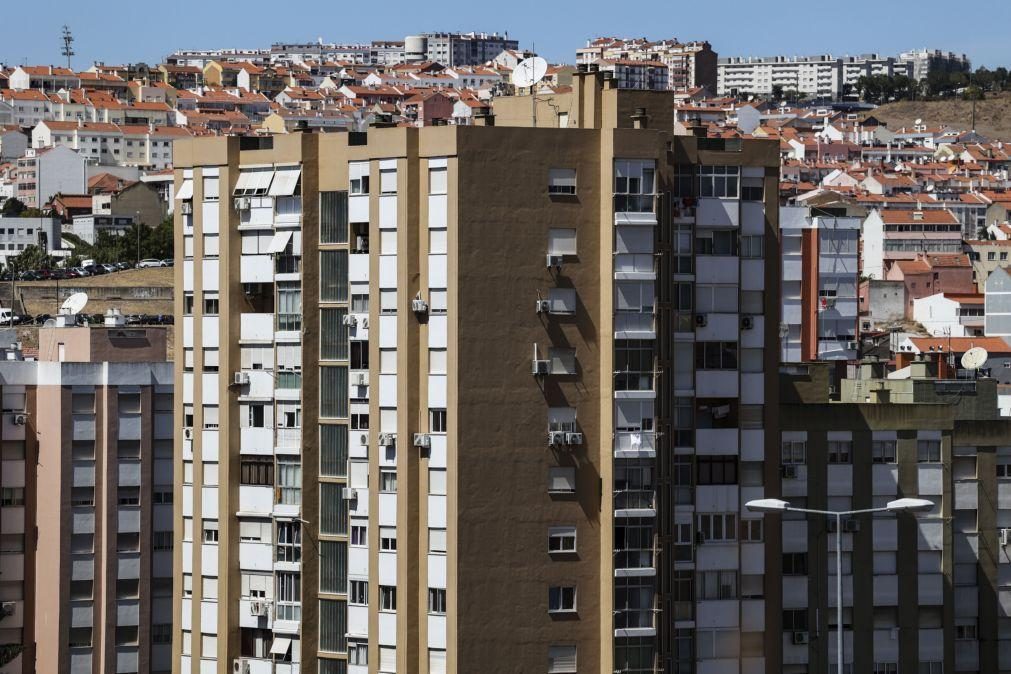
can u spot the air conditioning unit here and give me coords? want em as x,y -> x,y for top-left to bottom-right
546,254 -> 564,269
233,371 -> 250,386
1001,528 -> 1011,546
844,519 -> 860,533
780,464 -> 798,479
343,314 -> 358,327
11,414 -> 26,426
847,340 -> 859,350
180,202 -> 193,215
413,433 -> 431,448
359,433 -> 368,446
378,432 -> 396,447
536,299 -> 551,314
695,313 -> 708,327
548,431 -> 566,446
792,631 -> 809,645
0,602 -> 14,617
233,196 -> 251,211
183,427 -> 194,440
741,315 -> 754,330
411,298 -> 429,314
532,359 -> 551,376
361,317 -> 369,329
233,658 -> 251,674
342,487 -> 358,501
565,432 -> 583,446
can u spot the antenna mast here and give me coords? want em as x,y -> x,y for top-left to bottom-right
61,25 -> 75,70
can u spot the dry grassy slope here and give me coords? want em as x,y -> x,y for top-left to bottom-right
863,93 -> 1011,141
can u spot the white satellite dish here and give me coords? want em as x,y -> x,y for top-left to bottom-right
961,346 -> 988,370
511,56 -> 548,89
914,118 -> 923,126
61,292 -> 89,315
42,319 -> 57,328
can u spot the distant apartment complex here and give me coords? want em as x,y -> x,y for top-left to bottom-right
172,71 -> 781,674
717,49 -> 970,97
576,37 -> 718,92
0,322 -> 174,674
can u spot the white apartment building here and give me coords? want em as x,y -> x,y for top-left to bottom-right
32,121 -> 192,170
718,54 -> 912,98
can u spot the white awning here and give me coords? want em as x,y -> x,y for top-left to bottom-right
269,637 -> 292,656
268,168 -> 301,197
266,230 -> 293,254
234,169 -> 274,196
174,179 -> 193,200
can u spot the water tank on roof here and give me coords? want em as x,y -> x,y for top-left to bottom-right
405,36 -> 427,62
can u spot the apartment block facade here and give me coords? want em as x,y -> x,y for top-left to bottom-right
780,203 -> 861,363
0,324 -> 174,674
780,360 -> 1011,674
172,72 -> 780,674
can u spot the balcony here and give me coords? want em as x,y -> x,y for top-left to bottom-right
614,194 -> 657,222
275,428 -> 301,452
614,608 -> 655,637
614,489 -> 656,517
274,254 -> 301,280
615,311 -> 655,338
275,313 -> 301,333
614,431 -> 656,458
614,547 -> 655,576
614,370 -> 654,398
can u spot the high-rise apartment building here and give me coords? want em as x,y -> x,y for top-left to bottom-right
0,321 -> 174,674
780,359 -> 1011,674
172,70 -> 780,674
780,200 -> 863,364
403,32 -> 518,67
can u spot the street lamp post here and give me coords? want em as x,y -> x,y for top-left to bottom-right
745,497 -> 934,674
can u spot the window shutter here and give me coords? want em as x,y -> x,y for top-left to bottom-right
548,645 -> 577,673
548,288 -> 576,314
429,649 -> 447,674
548,228 -> 577,255
379,646 -> 397,671
548,467 -> 576,493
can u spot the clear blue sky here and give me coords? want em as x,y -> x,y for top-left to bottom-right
3,0 -> 1009,69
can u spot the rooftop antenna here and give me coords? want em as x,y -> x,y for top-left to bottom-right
61,25 -> 75,70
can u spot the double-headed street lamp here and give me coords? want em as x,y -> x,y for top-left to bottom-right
745,497 -> 935,674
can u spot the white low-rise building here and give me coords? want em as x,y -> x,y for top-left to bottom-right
912,292 -> 984,337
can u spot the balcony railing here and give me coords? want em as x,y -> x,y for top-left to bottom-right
275,255 -> 301,275
614,194 -> 656,214
615,370 -> 654,391
276,313 -> 301,332
614,607 -> 655,629
614,431 -> 656,453
615,488 -> 655,511
614,548 -> 655,571
275,428 -> 301,449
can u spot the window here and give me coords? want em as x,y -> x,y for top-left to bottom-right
429,528 -> 447,554
548,168 -> 576,195
919,663 -> 943,674
697,513 -> 737,543
954,621 -> 977,640
118,487 -> 140,506
548,228 -> 577,256
202,176 -> 219,200
276,461 -> 301,505
203,292 -> 219,315
548,645 -> 577,673
783,552 -> 808,575
548,467 -> 576,494
320,425 -> 349,478
828,440 -> 852,464
697,570 -> 737,600
428,587 -> 447,614
695,285 -> 737,313
872,440 -> 897,463
698,165 -> 740,198
320,250 -> 349,302
429,165 -> 447,194
351,523 -> 367,547
116,626 -> 139,646
320,308 -> 349,361
379,167 -> 397,194
202,521 -> 219,544
379,646 -> 396,672
918,439 -> 941,463
320,366 -> 348,419
276,571 -> 301,621
241,456 -> 273,485
781,439 -> 807,465
697,456 -> 737,485
695,341 -> 738,370
379,470 -> 397,493
741,234 -> 764,258
71,392 -> 95,414
548,348 -> 576,375
783,609 -> 809,631
740,519 -> 763,542
379,585 -> 396,611
614,159 -> 655,212
380,526 -> 397,552
380,289 -> 397,313
873,664 -> 898,674
549,526 -> 577,553
348,579 -> 368,605
277,283 -> 302,331
276,521 -> 301,563
696,230 -> 738,256
741,181 -> 764,201
71,487 -> 94,507
319,191 -> 349,244
548,586 -> 576,612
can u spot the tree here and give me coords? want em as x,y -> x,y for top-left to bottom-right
963,85 -> 985,101
0,198 -> 26,217
771,84 -> 784,101
8,245 -> 54,271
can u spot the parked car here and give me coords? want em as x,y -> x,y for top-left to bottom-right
136,259 -> 162,269
0,309 -> 13,326
34,313 -> 52,325
101,263 -> 118,273
160,259 -> 174,267
115,262 -> 130,270
83,264 -> 105,275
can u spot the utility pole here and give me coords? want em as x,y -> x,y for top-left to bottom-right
60,25 -> 75,71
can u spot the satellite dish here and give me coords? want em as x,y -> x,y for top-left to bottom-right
61,292 -> 89,315
961,346 -> 988,370
914,118 -> 923,126
511,56 -> 548,89
42,319 -> 57,328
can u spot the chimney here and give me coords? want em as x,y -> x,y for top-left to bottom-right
631,107 -> 649,129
